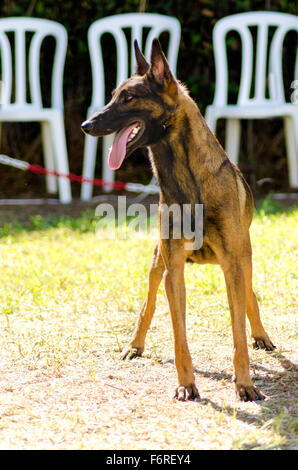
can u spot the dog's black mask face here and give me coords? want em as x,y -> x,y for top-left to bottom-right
81,39 -> 178,170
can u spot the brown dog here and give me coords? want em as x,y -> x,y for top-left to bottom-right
81,39 -> 275,401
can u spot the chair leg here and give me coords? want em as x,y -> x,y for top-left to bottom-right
102,133 -> 116,193
284,114 -> 298,188
49,115 -> 72,204
41,121 -> 57,194
225,118 -> 241,165
205,107 -> 217,134
81,134 -> 98,201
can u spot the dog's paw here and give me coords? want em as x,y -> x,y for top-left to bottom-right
121,346 -> 143,360
235,383 -> 265,402
174,384 -> 200,402
253,336 -> 276,351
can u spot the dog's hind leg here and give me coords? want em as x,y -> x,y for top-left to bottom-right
219,250 -> 265,401
243,234 -> 276,351
122,243 -> 165,360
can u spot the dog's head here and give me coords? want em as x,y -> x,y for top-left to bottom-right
81,39 -> 178,170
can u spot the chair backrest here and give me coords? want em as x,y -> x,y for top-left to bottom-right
88,13 -> 181,109
211,11 -> 298,106
0,17 -> 67,111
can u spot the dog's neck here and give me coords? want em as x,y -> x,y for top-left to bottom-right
149,85 -> 228,205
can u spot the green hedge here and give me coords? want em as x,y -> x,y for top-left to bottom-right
0,0 -> 297,197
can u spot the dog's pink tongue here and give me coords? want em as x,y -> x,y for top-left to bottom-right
108,124 -> 136,170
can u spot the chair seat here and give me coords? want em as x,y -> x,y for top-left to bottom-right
0,17 -> 71,202
0,107 -> 63,122
206,102 -> 297,120
204,12 -> 298,188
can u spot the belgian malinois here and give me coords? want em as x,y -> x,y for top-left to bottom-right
81,39 -> 275,401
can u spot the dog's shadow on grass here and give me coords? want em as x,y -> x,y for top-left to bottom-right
199,352 -> 296,432
164,351 -> 297,432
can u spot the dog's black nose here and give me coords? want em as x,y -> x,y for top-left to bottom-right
81,120 -> 92,133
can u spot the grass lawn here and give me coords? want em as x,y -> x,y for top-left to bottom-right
0,197 -> 297,450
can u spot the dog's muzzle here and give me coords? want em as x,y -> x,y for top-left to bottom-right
81,120 -> 92,134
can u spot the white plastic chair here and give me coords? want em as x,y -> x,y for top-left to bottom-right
0,17 -> 71,203
81,13 -> 181,200
205,11 -> 298,188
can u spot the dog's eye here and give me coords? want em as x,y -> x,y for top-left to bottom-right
122,93 -> 134,103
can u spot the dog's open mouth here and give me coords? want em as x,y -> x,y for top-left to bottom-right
108,122 -> 143,170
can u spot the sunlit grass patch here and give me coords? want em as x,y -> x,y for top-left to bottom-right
0,199 -> 297,449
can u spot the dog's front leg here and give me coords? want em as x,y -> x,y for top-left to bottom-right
122,243 -> 165,360
161,239 -> 200,401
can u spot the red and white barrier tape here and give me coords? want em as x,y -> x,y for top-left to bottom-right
0,154 -> 159,195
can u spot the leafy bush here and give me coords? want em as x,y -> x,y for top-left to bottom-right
0,0 -> 296,197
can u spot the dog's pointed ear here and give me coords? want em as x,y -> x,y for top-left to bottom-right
150,38 -> 174,85
134,40 -> 149,76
